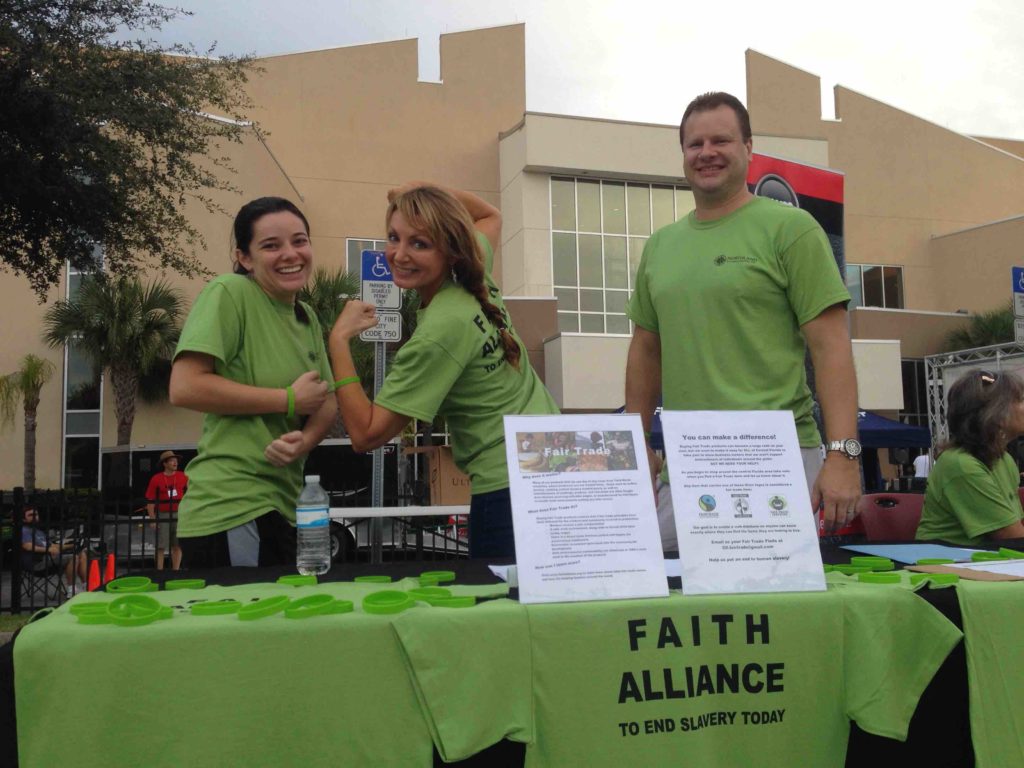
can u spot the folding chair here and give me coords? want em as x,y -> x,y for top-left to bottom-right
856,493 -> 924,541
20,553 -> 67,607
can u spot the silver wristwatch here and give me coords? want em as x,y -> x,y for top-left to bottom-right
826,438 -> 862,459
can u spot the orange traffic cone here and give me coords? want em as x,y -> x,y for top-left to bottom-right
87,559 -> 101,592
104,554 -> 115,584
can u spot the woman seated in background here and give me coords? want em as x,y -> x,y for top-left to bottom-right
329,183 -> 559,558
916,370 -> 1024,545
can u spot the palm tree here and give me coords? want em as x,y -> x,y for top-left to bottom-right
42,274 -> 184,445
944,303 -> 1014,351
0,354 -> 56,491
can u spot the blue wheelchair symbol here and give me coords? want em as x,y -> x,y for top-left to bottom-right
362,250 -> 392,281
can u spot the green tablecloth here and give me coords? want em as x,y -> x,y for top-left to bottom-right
395,583 -> 962,767
15,578 -> 963,768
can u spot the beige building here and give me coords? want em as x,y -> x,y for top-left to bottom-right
1,25 -> 1021,490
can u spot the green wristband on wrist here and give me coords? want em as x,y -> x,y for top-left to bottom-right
333,376 -> 360,391
286,385 -> 296,419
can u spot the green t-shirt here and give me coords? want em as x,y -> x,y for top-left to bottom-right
395,585 -> 961,766
14,579 -> 506,768
375,237 -> 558,494
173,274 -> 332,537
955,580 -> 1024,768
916,448 -> 1023,546
627,196 -> 850,448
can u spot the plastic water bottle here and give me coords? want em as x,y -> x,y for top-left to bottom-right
296,475 -> 331,575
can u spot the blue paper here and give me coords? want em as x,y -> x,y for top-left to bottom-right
841,543 -> 982,565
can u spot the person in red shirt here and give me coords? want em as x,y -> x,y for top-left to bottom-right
146,450 -> 188,570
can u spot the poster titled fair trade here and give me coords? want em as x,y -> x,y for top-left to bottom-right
660,410 -> 826,595
504,413 -> 668,604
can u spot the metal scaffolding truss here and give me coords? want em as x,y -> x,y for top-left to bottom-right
924,341 -> 1024,453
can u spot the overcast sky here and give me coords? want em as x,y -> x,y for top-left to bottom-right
138,0 -> 1024,140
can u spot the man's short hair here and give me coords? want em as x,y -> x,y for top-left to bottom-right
679,92 -> 752,146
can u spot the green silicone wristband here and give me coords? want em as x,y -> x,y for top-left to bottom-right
857,572 -> 901,584
106,576 -> 156,593
324,599 -> 355,615
333,376 -> 360,391
430,596 -> 476,608
850,556 -> 895,571
190,599 -> 242,616
354,575 -> 392,584
107,595 -> 162,627
833,564 -> 874,575
911,572 -> 959,586
998,547 -> 1024,559
237,595 -> 291,621
362,590 -> 413,614
916,558 -> 955,565
286,385 -> 296,419
419,570 -> 455,584
407,587 -> 452,604
164,579 -> 206,591
277,574 -> 318,587
284,594 -> 335,619
971,551 -> 1004,562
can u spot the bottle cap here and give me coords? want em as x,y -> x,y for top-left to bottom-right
305,475 -> 320,483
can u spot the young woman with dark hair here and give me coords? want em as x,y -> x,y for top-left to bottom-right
916,370 -> 1024,545
169,197 -> 336,567
329,183 -> 558,558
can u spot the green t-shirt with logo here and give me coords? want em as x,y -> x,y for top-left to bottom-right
916,448 -> 1023,546
627,196 -> 850,448
375,237 -> 559,494
394,585 -> 961,766
173,274 -> 332,537
955,580 -> 1024,767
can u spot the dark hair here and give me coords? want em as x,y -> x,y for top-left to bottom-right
945,370 -> 1024,467
231,197 -> 310,275
385,187 -> 521,370
679,91 -> 752,147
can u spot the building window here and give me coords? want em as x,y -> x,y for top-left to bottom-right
63,257 -> 103,489
846,264 -> 904,309
346,238 -> 387,278
551,176 -> 694,334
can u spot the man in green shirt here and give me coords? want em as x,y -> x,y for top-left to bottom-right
626,92 -> 861,551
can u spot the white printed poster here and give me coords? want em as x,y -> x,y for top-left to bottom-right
504,413 -> 668,604
660,410 -> 826,595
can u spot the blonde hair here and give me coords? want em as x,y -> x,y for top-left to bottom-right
386,187 -> 521,369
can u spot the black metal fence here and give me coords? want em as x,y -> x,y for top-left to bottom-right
1,486 -> 468,614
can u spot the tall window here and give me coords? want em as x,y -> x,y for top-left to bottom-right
846,264 -> 904,309
551,176 -> 695,334
346,238 -> 387,278
63,252 -> 103,488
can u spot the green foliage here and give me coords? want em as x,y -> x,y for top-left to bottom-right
0,0 -> 259,295
0,353 -> 55,430
943,303 -> 1014,352
42,272 -> 184,443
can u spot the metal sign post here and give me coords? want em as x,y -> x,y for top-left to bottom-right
361,250 -> 402,564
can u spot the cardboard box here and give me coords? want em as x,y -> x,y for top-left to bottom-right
404,446 -> 471,505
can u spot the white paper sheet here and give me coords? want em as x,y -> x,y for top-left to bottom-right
503,413 -> 669,604
661,410 -> 826,595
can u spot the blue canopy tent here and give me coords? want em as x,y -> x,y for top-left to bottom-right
856,410 -> 931,449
